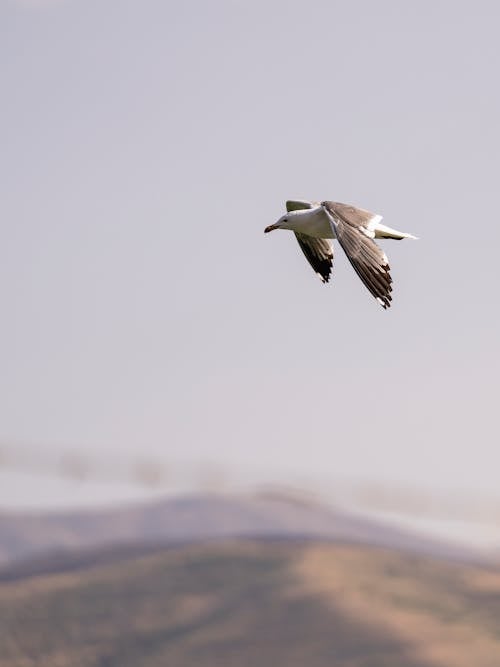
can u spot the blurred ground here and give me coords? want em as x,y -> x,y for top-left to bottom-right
1,540 -> 500,667
1,442 -> 499,555
1,491 -> 485,569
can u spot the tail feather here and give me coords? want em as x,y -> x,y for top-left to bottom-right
372,222 -> 418,240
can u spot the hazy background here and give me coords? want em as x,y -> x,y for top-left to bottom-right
1,0 -> 499,527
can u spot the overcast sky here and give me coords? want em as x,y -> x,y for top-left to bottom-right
1,0 -> 499,512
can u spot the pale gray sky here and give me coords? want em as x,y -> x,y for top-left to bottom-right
1,0 -> 500,510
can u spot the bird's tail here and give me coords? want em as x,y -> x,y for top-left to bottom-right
373,223 -> 418,240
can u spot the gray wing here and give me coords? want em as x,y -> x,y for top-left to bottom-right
322,201 -> 392,309
286,200 -> 317,212
323,201 -> 378,228
294,234 -> 334,283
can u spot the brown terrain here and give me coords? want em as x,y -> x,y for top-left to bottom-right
1,539 -> 499,667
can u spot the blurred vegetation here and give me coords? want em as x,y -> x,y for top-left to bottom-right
0,540 -> 499,666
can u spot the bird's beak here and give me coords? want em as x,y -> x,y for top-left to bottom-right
264,224 -> 278,233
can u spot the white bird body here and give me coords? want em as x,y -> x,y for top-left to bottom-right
264,199 -> 417,309
274,202 -> 416,241
277,206 -> 336,238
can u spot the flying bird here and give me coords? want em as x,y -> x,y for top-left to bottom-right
264,200 -> 417,309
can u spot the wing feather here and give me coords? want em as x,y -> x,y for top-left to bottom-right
322,201 -> 392,308
294,234 -> 333,283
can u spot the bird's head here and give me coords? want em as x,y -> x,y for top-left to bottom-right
264,213 -> 293,233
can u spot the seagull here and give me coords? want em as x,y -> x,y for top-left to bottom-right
264,200 -> 417,309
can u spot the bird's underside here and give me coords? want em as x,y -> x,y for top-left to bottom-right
279,200 -> 417,309
286,200 -> 334,284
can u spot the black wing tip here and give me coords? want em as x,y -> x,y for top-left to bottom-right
377,291 -> 393,309
319,272 -> 331,284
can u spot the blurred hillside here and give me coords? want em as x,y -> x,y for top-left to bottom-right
1,540 -> 500,667
0,492 -> 483,569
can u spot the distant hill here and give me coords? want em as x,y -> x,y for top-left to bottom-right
1,540 -> 500,667
0,492 -> 481,569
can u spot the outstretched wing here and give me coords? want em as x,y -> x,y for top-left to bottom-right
294,234 -> 334,283
322,201 -> 392,309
